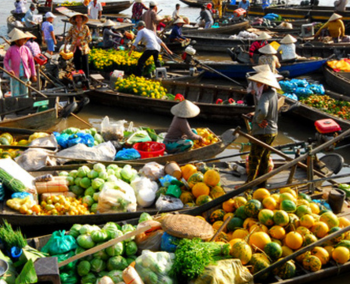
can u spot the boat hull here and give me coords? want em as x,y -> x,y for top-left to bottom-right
182,20 -> 249,35
323,65 -> 350,97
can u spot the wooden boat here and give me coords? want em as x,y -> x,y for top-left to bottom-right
36,0 -> 133,14
181,20 -> 250,35
323,65 -> 350,97
251,25 -> 301,35
6,15 -> 43,44
179,0 -> 207,8
87,80 -> 252,122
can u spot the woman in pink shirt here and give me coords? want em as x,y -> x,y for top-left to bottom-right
4,28 -> 37,97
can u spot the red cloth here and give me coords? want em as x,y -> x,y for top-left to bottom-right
249,40 -> 267,58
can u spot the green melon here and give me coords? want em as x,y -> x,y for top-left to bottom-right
319,211 -> 339,229
252,259 -> 270,280
280,200 -> 296,213
273,210 -> 290,227
336,240 -> 350,250
0,137 -> 10,146
258,209 -> 274,226
264,242 -> 283,261
244,199 -> 262,218
188,172 -> 204,189
227,217 -> 244,232
295,205 -> 312,218
250,253 -> 271,265
230,240 -> 252,265
273,260 -> 296,279
235,206 -> 248,220
303,234 -> 318,246
209,209 -> 226,223
298,192 -> 312,202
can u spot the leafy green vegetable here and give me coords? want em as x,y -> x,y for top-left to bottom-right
120,165 -> 137,183
82,195 -> 94,207
81,272 -> 96,284
69,224 -> 82,238
93,249 -> 109,261
125,241 -> 138,256
93,163 -> 106,173
77,260 -> 91,276
121,224 -> 135,242
105,242 -> 124,257
79,225 -> 94,235
139,212 -> 152,223
87,170 -> 99,179
77,235 -> 95,249
15,259 -> 37,284
107,270 -> 123,283
91,230 -> 109,243
0,220 -> 26,251
92,178 -> 105,190
107,256 -> 128,271
90,258 -> 106,273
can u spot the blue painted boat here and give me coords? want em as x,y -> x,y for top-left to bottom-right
166,59 -> 327,79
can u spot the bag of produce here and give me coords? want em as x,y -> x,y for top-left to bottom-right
134,250 -> 176,284
139,162 -> 164,181
115,148 -> 141,160
156,195 -> 183,211
97,180 -> 137,213
295,87 -> 313,98
135,220 -> 164,253
100,116 -> 126,141
41,230 -> 77,255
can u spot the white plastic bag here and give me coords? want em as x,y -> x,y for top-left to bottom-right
139,162 -> 164,181
156,195 -> 184,211
100,116 -> 126,141
131,176 -> 158,208
97,180 -> 137,213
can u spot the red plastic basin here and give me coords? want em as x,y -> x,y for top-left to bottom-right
133,142 -> 166,159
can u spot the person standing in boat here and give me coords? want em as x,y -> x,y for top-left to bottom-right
128,21 -> 172,76
14,0 -> 27,14
314,13 -> 345,43
88,0 -> 102,20
258,44 -> 281,74
42,12 -> 57,55
199,5 -> 214,29
334,0 -> 349,12
24,32 -> 41,57
169,18 -> 188,43
64,13 -> 92,77
4,29 -> 37,97
238,0 -> 250,12
277,34 -> 298,62
164,100 -> 203,154
131,0 -> 148,24
249,32 -> 271,64
24,4 -> 37,28
102,20 -> 124,48
245,70 -> 280,187
142,1 -> 167,33
172,3 -> 181,20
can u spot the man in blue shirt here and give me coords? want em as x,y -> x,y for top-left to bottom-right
169,18 -> 187,43
24,4 -> 37,28
238,0 -> 250,12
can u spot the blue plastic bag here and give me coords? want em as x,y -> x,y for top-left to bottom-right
159,174 -> 177,187
295,87 -> 313,98
284,93 -> 298,101
115,148 -> 141,160
290,79 -> 309,88
161,232 -> 179,252
11,192 -> 33,200
309,84 -> 325,95
55,133 -> 70,149
0,183 -> 4,202
67,133 -> 94,148
279,81 -> 296,93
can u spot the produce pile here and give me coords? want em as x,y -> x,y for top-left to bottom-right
60,1 -> 83,6
53,127 -> 104,148
192,128 -> 220,149
279,79 -> 325,101
300,95 -> 350,120
114,75 -> 169,99
327,59 -> 350,72
89,49 -> 163,75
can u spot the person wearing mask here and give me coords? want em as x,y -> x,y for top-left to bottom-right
245,70 -> 281,187
314,13 -> 345,43
277,34 -> 298,62
24,4 -> 37,28
129,21 -> 172,77
172,3 -> 180,20
102,19 -> 123,48
238,0 -> 250,12
249,32 -> 271,64
4,28 -> 37,97
24,32 -> 41,57
64,13 -> 92,76
88,0 -> 102,19
258,44 -> 281,74
164,100 -> 203,153
200,5 -> 214,29
169,18 -> 187,43
142,1 -> 167,33
131,0 -> 148,24
42,12 -> 57,55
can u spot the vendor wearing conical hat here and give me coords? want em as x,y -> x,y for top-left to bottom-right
4,28 -> 37,97
277,34 -> 298,62
314,13 -> 345,43
164,100 -> 203,153
245,70 -> 280,186
169,17 -> 188,43
258,44 -> 281,74
102,19 -> 124,48
24,31 -> 41,57
64,13 -> 91,77
249,32 -> 272,64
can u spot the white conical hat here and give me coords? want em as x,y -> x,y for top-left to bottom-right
103,19 -> 117,27
9,28 -> 28,42
171,100 -> 200,118
280,34 -> 297,44
247,71 -> 281,90
253,64 -> 271,73
24,31 -> 37,39
174,18 -> 185,24
256,32 -> 272,40
329,13 -> 343,22
259,44 -> 277,54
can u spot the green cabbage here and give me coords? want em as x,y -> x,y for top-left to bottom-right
107,164 -> 119,171
82,196 -> 94,207
70,185 -> 84,196
74,177 -> 82,186
84,187 -> 95,197
120,165 -> 137,183
92,178 -> 105,190
91,203 -> 98,213
75,247 -> 92,261
66,176 -> 75,186
81,272 -> 96,284
121,224 -> 136,242
105,242 -> 124,257
107,175 -> 118,183
90,128 -> 97,137
107,169 -> 115,176
125,241 -> 138,256
80,177 -> 91,189
59,171 -> 69,176
77,234 -> 95,249
126,255 -> 137,265
68,170 -> 78,178
114,168 -> 122,179
94,133 -> 104,144
107,256 -> 128,271
69,224 -> 82,238
93,192 -> 100,202
91,230 -> 109,243
107,270 -> 123,283
93,249 -> 109,261
90,258 -> 106,273
78,166 -> 90,178
79,225 -> 94,235
99,171 -> 109,181
77,260 -> 91,276
102,223 -> 122,239
94,163 -> 106,173
139,212 -> 152,223
87,170 -> 99,179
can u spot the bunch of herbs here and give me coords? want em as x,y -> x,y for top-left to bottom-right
0,220 -> 26,251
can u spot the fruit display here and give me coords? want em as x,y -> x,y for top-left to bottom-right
89,49 -> 163,75
53,127 -> 104,148
114,75 -> 169,99
60,1 -> 83,6
192,128 -> 220,149
327,59 -> 350,72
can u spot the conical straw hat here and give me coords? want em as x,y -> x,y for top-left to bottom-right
103,19 -> 117,27
24,31 -> 37,39
329,13 -> 342,22
174,18 -> 186,24
9,28 -> 28,42
256,32 -> 272,40
69,13 -> 89,25
8,28 -> 22,38
259,44 -> 277,54
280,34 -> 297,44
248,71 -> 281,90
171,100 -> 200,118
253,64 -> 271,73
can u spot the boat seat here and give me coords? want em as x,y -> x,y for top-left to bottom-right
35,257 -> 61,284
155,67 -> 167,79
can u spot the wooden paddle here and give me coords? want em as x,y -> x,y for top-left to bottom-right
210,215 -> 232,242
253,225 -> 350,281
59,225 -> 151,268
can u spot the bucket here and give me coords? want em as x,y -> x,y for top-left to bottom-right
328,189 -> 345,214
165,161 -> 182,179
133,142 -> 165,158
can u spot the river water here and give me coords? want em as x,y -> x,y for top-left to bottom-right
1,0 -> 350,282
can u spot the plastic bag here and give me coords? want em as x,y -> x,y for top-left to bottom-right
67,133 -> 94,148
126,130 -> 152,144
60,271 -> 78,284
135,250 -> 176,284
159,175 -> 178,187
130,176 -> 158,196
53,251 -> 77,272
97,180 -> 137,213
115,148 -> 141,160
156,195 -> 184,211
290,78 -> 309,88
139,162 -> 165,181
41,230 -> 77,255
295,87 -> 313,98
29,134 -> 58,148
100,116 -> 126,141
283,93 -> 298,101
136,230 -> 164,253
279,81 -> 296,93
161,232 -> 179,253
309,84 -> 325,95
191,259 -> 253,284
15,149 -> 57,171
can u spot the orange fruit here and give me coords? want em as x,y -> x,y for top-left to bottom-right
311,246 -> 330,265
324,246 -> 334,256
253,188 -> 270,202
296,251 -> 311,263
181,164 -> 197,181
296,226 -> 310,237
233,196 -> 247,209
309,203 -> 320,214
269,225 -> 286,240
192,182 -> 210,198
262,196 -> 278,210
249,223 -> 269,234
338,217 -> 350,228
243,217 -> 258,230
249,232 -> 271,251
300,214 -> 315,229
222,199 -> 235,212
332,247 -> 350,264
280,187 -> 298,199
271,193 -> 280,203
212,221 -> 226,232
285,231 -> 303,250
223,212 -> 234,221
281,246 -> 294,257
231,228 -> 249,240
203,169 -> 220,186
311,222 -> 329,238
303,255 -> 322,272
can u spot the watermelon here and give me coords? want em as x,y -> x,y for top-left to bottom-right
295,205 -> 312,218
187,172 -> 204,189
258,209 -> 274,226
273,260 -> 296,279
235,206 -> 248,220
227,217 -> 244,232
273,210 -> 290,227
280,200 -> 296,213
209,209 -> 226,223
264,242 -> 282,261
244,199 -> 262,218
